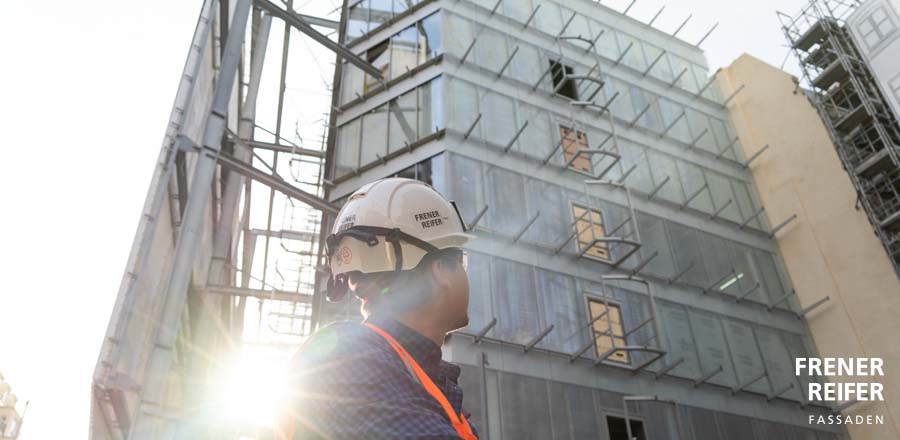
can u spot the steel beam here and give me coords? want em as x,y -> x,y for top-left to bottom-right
256,0 -> 383,79
202,285 -> 313,303
297,13 -> 339,29
217,151 -> 339,214
130,1 -> 253,438
233,137 -> 324,157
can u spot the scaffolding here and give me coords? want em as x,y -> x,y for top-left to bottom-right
89,0 -> 374,437
779,0 -> 900,277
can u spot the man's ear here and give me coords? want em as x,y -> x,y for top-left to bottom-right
429,258 -> 454,290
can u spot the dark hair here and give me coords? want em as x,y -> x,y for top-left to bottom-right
355,248 -> 464,317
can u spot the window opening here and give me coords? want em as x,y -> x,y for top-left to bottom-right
606,415 -> 646,440
560,125 -> 592,173
573,204 -> 609,260
588,298 -> 628,364
549,60 -> 579,99
364,39 -> 390,93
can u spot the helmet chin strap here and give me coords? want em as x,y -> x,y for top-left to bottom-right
385,228 -> 404,273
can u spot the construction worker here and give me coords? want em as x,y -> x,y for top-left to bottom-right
277,177 -> 479,440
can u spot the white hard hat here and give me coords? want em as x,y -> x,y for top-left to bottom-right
324,178 -> 474,301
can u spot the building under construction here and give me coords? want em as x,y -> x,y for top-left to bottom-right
91,0 -> 900,438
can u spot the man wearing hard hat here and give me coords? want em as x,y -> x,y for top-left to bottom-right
278,177 -> 479,439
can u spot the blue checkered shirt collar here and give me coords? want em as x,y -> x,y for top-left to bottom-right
364,314 -> 460,384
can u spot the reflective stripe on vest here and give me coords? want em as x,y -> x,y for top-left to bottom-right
364,322 -> 477,440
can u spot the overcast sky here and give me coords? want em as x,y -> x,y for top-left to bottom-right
0,0 -> 808,438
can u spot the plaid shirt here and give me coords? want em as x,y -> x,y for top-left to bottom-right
281,315 -> 478,439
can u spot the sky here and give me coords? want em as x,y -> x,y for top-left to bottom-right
0,0 -> 808,438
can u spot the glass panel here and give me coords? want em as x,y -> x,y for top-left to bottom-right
676,160 -> 712,212
444,13 -> 473,58
723,320 -> 768,394
368,0 -> 392,30
447,78 -> 479,134
483,91 -> 517,146
718,414 -> 755,440
754,250 -> 787,307
388,90 -> 417,153
756,328 -> 803,401
659,301 -> 701,378
535,268 -> 579,352
649,49 -> 675,82
420,12 -> 442,60
666,221 -> 709,285
502,0 -> 537,23
729,241 -> 766,303
635,212 -> 675,277
648,151 -> 684,203
659,98 -> 691,143
486,167 -> 528,236
457,366 -> 485,436
606,78 -> 635,121
668,55 -> 699,92
751,420 -> 790,440
710,117 -> 733,158
448,154 -> 484,226
475,27 -> 509,73
340,63 -> 365,105
526,178 -> 567,245
592,22 -> 619,60
419,77 -> 443,137
346,1 -> 369,41
725,119 -> 745,161
464,251 -> 492,333
686,407 -> 722,438
519,103 -> 552,158
706,172 -> 741,222
492,258 -> 540,344
500,373 -> 553,440
685,108 -> 716,151
695,64 -> 720,101
510,43 -> 543,85
359,105 -> 388,166
391,0 -> 409,16
335,118 -> 360,177
630,86 -> 663,132
390,25 -> 419,80
566,13 -> 593,50
616,32 -> 647,71
536,0 -> 563,35
690,311 -> 737,388
619,142 -> 653,193
566,384 -> 599,439
699,233 -> 739,295
732,180 -> 758,228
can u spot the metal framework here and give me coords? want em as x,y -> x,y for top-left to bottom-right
89,0 -> 378,438
780,0 -> 900,278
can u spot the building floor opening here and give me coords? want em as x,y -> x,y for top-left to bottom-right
607,415 -> 646,440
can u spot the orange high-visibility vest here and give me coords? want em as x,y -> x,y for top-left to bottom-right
364,322 -> 478,440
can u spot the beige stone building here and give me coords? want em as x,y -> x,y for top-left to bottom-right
719,53 -> 900,439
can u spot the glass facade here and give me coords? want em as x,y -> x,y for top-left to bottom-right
341,11 -> 442,105
329,1 -> 839,438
